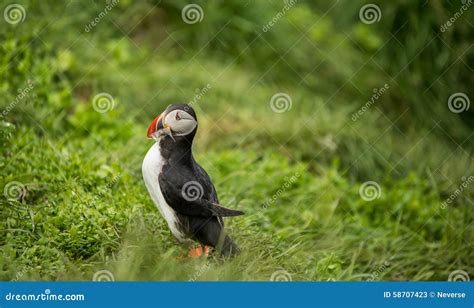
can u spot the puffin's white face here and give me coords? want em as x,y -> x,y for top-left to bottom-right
163,109 -> 197,136
147,105 -> 198,141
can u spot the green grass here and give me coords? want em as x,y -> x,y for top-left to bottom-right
1,0 -> 472,281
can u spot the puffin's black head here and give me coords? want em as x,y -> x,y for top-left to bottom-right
147,104 -> 198,142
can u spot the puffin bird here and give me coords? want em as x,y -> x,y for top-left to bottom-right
142,104 -> 244,257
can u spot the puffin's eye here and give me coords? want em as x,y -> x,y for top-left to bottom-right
175,112 -> 181,121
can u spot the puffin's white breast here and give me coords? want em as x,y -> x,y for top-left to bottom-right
142,142 -> 186,241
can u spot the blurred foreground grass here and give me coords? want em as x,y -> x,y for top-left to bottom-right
0,0 -> 472,281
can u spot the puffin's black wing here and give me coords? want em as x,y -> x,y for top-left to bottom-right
193,162 -> 219,203
159,161 -> 244,218
160,182 -> 244,217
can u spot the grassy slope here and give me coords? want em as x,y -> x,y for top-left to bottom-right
1,1 -> 473,281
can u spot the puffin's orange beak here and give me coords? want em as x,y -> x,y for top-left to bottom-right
147,113 -> 163,139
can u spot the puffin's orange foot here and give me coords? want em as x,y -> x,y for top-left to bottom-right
188,246 -> 210,258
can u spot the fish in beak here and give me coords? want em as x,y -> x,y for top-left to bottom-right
147,112 -> 175,141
